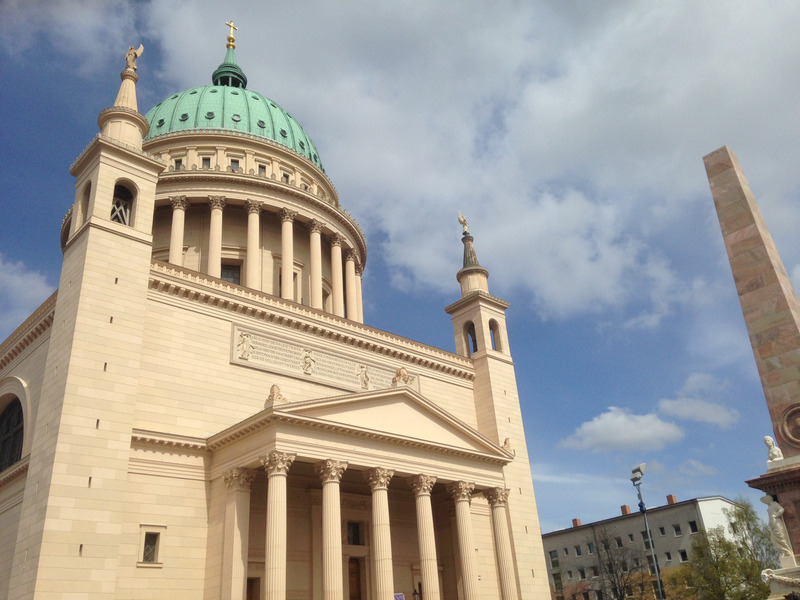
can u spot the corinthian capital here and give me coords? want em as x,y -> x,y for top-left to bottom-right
315,459 -> 348,483
279,207 -> 297,222
344,249 -> 358,263
409,474 -> 437,496
330,233 -> 343,247
208,195 -> 226,210
483,487 -> 510,507
306,219 -> 323,234
365,467 -> 394,491
169,195 -> 189,211
260,451 -> 296,476
447,480 -> 475,503
245,199 -> 263,214
223,467 -> 255,491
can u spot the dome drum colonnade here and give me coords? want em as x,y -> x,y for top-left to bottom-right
142,33 -> 366,322
219,453 -> 519,600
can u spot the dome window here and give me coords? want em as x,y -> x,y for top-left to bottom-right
179,113 -> 189,122
206,112 -> 215,119
189,90 -> 198,95
251,95 -> 259,100
157,119 -> 165,127
299,141 -> 305,150
210,89 -> 218,94
270,102 -> 278,108
257,120 -> 266,129
280,129 -> 288,138
231,90 -> 239,95
171,94 -> 179,99
231,114 -> 241,122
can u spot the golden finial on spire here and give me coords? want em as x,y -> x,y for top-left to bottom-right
225,20 -> 238,49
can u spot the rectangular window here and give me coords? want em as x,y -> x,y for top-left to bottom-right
258,164 -> 267,176
641,531 -> 651,550
615,536 -> 623,548
583,593 -> 590,600
647,555 -> 656,575
221,264 -> 241,285
347,521 -> 362,546
596,592 -> 604,600
548,550 -> 559,569
627,533 -> 634,542
564,547 -> 569,556
689,520 -> 698,533
553,573 -> 563,592
142,532 -> 159,563
282,172 -> 290,183
665,551 -> 672,562
574,545 -> 582,556
592,566 -> 599,578
137,524 -> 166,567
587,542 -> 595,554
567,570 -> 573,580
174,158 -> 183,170
673,524 -> 682,536
679,549 -> 688,562
230,159 -> 240,171
602,540 -> 610,551
202,156 -> 211,169
659,526 -> 665,536
579,568 -> 586,580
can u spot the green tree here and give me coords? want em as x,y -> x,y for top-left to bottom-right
665,498 -> 778,600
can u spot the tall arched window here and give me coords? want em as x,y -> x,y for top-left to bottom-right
489,319 -> 502,352
0,398 -> 23,471
464,322 -> 478,356
111,183 -> 134,226
79,181 -> 91,225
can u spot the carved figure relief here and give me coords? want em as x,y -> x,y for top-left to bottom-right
236,331 -> 252,360
760,495 -> 795,564
391,366 -> 413,387
301,349 -> 316,375
358,364 -> 370,389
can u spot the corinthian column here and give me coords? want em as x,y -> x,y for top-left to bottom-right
483,488 -> 518,600
260,452 -> 296,600
448,481 -> 478,600
222,468 -> 255,600
279,208 -> 297,301
168,195 -> 188,265
245,200 -> 262,290
308,220 -> 323,309
356,265 -> 364,323
208,196 -> 226,278
409,475 -> 441,600
345,250 -> 358,321
365,467 -> 394,599
330,234 -> 344,317
315,460 -> 348,600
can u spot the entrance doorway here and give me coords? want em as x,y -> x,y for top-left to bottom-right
348,557 -> 362,600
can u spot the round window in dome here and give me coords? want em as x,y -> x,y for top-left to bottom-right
189,90 -> 198,95
210,89 -> 218,94
157,119 -> 165,127
206,112 -> 215,119
231,91 -> 239,95
257,120 -> 266,128
251,95 -> 259,100
280,129 -> 287,138
171,94 -> 179,100
179,113 -> 189,121
299,141 -> 305,150
232,114 -> 241,122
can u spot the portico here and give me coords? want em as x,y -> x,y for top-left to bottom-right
203,388 -> 518,600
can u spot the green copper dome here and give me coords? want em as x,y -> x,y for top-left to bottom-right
144,46 -> 324,171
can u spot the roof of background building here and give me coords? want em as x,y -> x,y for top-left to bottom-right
143,44 -> 324,172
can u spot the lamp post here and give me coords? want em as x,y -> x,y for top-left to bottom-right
631,463 -> 664,600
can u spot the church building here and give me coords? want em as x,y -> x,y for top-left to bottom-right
0,27 -> 549,600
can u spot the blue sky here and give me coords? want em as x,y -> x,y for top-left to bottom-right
2,1 -> 800,534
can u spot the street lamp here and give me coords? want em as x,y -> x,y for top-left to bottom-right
631,463 -> 665,600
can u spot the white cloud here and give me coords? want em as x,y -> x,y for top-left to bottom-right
560,407 -> 684,452
658,373 -> 740,428
679,459 -> 717,477
0,254 -> 55,339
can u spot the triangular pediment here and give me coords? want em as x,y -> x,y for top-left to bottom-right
274,387 -> 508,459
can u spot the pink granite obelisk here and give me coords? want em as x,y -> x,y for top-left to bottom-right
704,145 -> 800,553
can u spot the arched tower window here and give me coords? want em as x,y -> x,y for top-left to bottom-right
464,322 -> 478,357
489,319 -> 502,352
111,183 -> 134,226
79,182 -> 91,225
0,398 -> 23,471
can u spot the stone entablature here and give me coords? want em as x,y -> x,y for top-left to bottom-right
148,260 -> 474,381
0,293 -> 56,372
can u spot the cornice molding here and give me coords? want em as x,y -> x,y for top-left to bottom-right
0,294 -> 56,372
148,260 -> 474,381
0,455 -> 30,488
444,290 -> 510,314
131,429 -> 207,451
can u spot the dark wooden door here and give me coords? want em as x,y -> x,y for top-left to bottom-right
348,558 -> 361,600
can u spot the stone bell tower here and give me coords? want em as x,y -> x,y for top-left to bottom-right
704,146 -> 800,560
445,215 -> 550,599
8,46 -> 165,598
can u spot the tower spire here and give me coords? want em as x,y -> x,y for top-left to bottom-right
455,213 -> 489,296
98,44 -> 149,149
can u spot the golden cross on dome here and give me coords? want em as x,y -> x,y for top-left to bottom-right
225,20 -> 238,48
